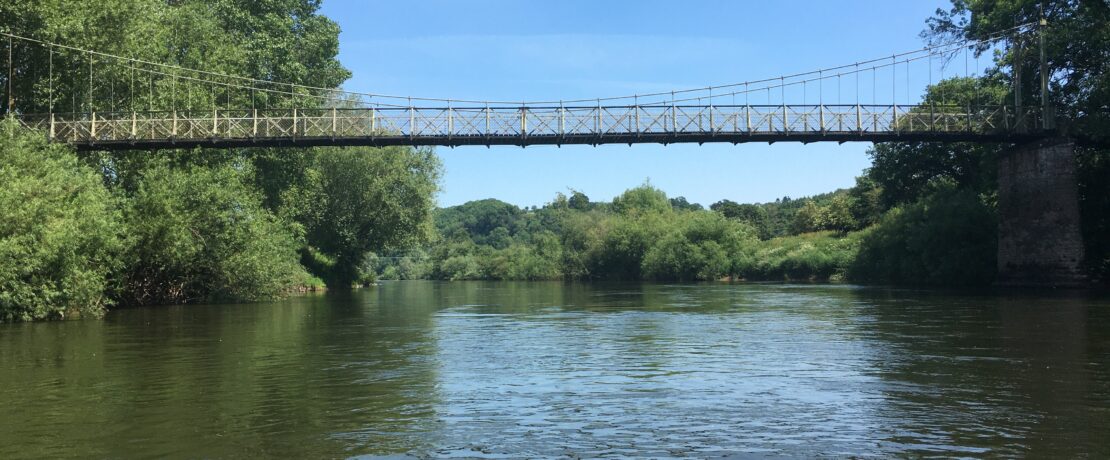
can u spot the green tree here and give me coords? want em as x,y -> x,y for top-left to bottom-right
435,198 -> 523,245
0,0 -> 348,116
712,200 -> 772,239
869,77 -> 1009,208
791,200 -> 823,234
0,121 -> 122,321
868,140 -> 1002,208
642,212 -> 756,281
118,161 -> 306,305
208,0 -> 350,91
669,196 -> 704,211
587,213 -> 671,280
710,199 -> 742,217
822,194 -> 858,233
568,190 -> 591,210
549,192 -> 569,210
743,231 -> 862,282
487,227 -> 513,250
557,209 -> 605,279
926,0 -> 1110,283
611,182 -> 671,215
847,175 -> 884,228
430,240 -> 484,280
283,146 -> 441,287
850,184 -> 997,286
926,0 -> 1110,144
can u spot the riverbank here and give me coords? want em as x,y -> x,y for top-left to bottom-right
370,183 -> 1006,287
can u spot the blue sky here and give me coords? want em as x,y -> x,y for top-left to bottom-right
319,1 -> 954,208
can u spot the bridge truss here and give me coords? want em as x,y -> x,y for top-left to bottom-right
20,104 -> 1045,150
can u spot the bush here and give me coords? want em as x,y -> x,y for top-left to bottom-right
586,213 -> 671,280
849,185 -> 996,286
484,244 -> 562,280
611,182 -> 672,215
440,255 -> 483,280
282,146 -> 441,287
0,123 -> 122,321
487,231 -> 563,280
373,249 -> 431,281
642,212 -> 756,281
118,161 -> 307,305
741,231 -> 861,281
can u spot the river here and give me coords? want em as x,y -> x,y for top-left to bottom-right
2,281 -> 1108,457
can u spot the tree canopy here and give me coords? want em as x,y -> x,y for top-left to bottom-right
0,120 -> 121,321
0,0 -> 443,321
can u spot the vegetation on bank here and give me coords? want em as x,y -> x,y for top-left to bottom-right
0,123 -> 121,321
116,160 -> 309,306
0,0 -> 441,321
371,178 -> 999,286
0,119 -> 440,321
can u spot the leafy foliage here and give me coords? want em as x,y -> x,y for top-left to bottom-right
742,231 -> 862,282
281,146 -> 441,287
850,185 -> 998,286
0,0 -> 348,115
642,213 -> 756,281
710,200 -> 771,239
924,0 -> 1110,283
435,198 -> 524,245
790,195 -> 857,234
382,184 -> 869,284
587,212 -> 672,280
0,121 -> 121,321
867,77 -> 1010,208
0,1 -> 443,321
568,191 -> 591,210
118,161 -> 307,305
611,182 -> 672,215
926,0 -> 1110,145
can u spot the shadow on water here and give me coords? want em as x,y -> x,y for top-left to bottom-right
849,288 -> 1110,457
0,289 -> 443,458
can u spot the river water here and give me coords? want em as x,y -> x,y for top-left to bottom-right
2,282 -> 1109,458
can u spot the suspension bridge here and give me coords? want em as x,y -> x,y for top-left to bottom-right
1,24 -> 1053,151
0,21 -> 1089,286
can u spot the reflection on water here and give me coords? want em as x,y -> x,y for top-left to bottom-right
1,282 -> 1108,457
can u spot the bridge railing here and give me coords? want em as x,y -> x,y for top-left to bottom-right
16,104 -> 1044,146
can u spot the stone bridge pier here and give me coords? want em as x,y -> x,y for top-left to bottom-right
997,138 -> 1087,287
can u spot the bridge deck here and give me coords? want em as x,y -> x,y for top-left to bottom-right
17,104 -> 1047,150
